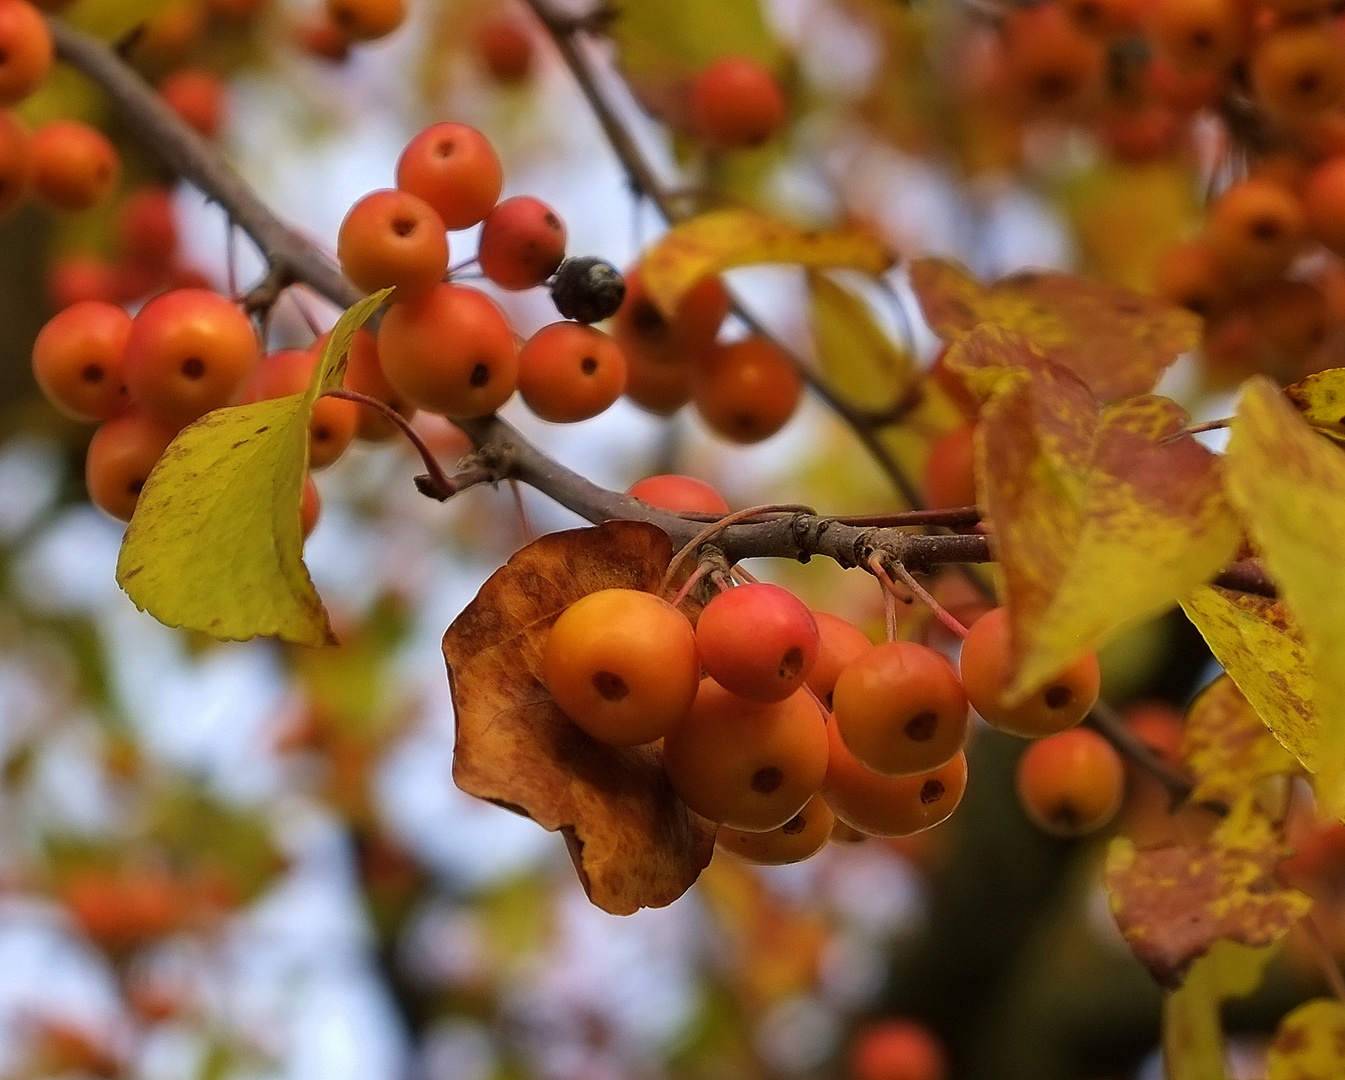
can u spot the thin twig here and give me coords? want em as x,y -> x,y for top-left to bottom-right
887,559 -> 969,640
658,504 -> 815,594
324,390 -> 460,499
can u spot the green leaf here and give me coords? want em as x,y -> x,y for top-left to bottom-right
808,273 -> 915,413
1225,377 -> 1345,819
115,291 -> 388,646
640,209 -> 895,319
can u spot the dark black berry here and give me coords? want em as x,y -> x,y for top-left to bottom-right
550,256 -> 626,324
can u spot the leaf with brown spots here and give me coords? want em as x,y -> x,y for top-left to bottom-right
1164,940 -> 1278,1080
1106,798 -> 1311,987
1285,368 -> 1345,445
909,258 -> 1200,401
442,521 -> 716,915
1268,998 -> 1345,1079
1226,378 -> 1345,819
640,210 -> 895,319
1182,676 -> 1298,809
955,329 -> 1241,702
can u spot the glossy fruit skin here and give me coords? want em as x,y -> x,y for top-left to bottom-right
848,1019 -> 948,1080
805,612 -> 874,711
1015,727 -> 1125,837
0,108 -> 29,217
1204,178 -> 1305,285
324,0 -> 404,40
541,588 -> 699,746
159,67 -> 226,139
663,680 -> 829,832
696,583 -> 820,703
395,122 -> 502,231
626,474 -> 729,516
475,9 -> 533,84
690,56 -> 786,149
922,423 -> 977,510
123,288 -> 260,426
116,185 -> 178,270
832,641 -> 969,778
0,0 -> 51,106
242,349 -> 358,468
693,337 -> 801,443
338,189 -> 448,300
30,120 -> 119,212
614,267 -> 728,415
32,300 -> 132,421
477,196 -> 567,290
822,720 -> 967,838
300,475 -> 320,539
716,793 -> 835,865
518,322 -> 627,423
958,607 -> 1100,738
85,410 -> 181,521
323,328 -> 417,440
377,283 -> 518,417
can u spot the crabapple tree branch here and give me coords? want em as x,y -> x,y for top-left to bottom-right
50,14 -> 1237,802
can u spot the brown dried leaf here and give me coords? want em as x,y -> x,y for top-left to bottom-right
1106,799 -> 1311,987
443,521 -> 716,916
910,258 -> 1200,401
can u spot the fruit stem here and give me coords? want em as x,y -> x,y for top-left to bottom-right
325,388 -> 460,500
658,504 -> 815,595
873,554 -> 970,640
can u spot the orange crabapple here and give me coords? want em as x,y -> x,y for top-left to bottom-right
337,189 -> 448,300
693,336 -> 802,444
1153,237 -> 1234,321
541,588 -> 699,746
822,719 -> 968,838
0,0 -> 50,106
1000,1 -> 1104,113
848,1018 -> 948,1080
30,120 -> 119,212
395,122 -> 502,231
377,283 -> 518,418
241,349 -> 359,468
958,606 -> 1100,738
1015,727 -> 1125,837
300,475 -> 321,539
123,288 -> 260,426
1303,155 -> 1345,256
1121,700 -> 1185,764
477,195 -> 567,290
517,322 -> 627,423
832,641 -> 970,778
804,611 -> 874,711
294,12 -> 351,62
115,186 -> 178,271
474,7 -> 534,85
1147,0 -> 1247,75
0,108 -> 28,217
84,409 -> 181,521
325,0 -> 404,41
690,56 -> 787,150
614,267 -> 729,415
921,423 -> 978,510
321,328 -> 417,440
1248,279 -> 1328,365
626,474 -> 730,516
32,300 -> 132,422
47,254 -> 118,309
715,793 -> 835,865
158,67 -> 227,139
662,679 -> 829,832
1204,177 -> 1306,285
1251,26 -> 1345,121
696,582 -> 820,703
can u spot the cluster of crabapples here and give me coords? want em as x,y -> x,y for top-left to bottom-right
541,538 -> 1118,863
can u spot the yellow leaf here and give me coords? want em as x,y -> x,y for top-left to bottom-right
115,291 -> 389,646
641,210 -> 895,318
1164,941 -> 1278,1080
1180,586 -> 1320,773
64,0 -> 176,42
969,347 -> 1240,701
1183,676 -> 1299,808
1284,367 -> 1345,445
1225,378 -> 1345,819
910,258 -> 1200,401
611,0 -> 779,80
808,273 -> 915,413
1268,998 -> 1345,1080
